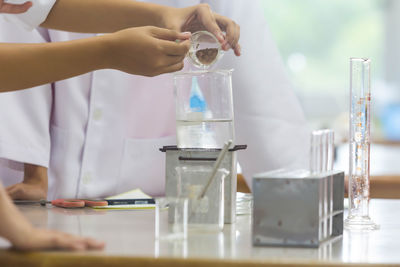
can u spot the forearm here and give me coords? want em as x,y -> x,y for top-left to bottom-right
24,164 -> 48,194
0,35 -> 109,92
41,0 -> 170,33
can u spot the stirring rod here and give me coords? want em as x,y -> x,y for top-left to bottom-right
198,140 -> 232,199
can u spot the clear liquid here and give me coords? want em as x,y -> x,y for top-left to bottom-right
176,119 -> 234,149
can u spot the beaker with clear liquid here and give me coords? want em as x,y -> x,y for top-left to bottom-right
174,70 -> 234,149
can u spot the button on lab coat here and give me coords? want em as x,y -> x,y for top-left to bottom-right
0,0 -> 310,199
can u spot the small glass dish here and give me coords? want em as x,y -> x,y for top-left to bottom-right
188,31 -> 224,69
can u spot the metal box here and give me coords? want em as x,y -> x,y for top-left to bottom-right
252,169 -> 344,248
160,145 -> 246,224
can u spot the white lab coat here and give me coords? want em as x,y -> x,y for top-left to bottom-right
0,6 -> 53,184
0,0 -> 310,199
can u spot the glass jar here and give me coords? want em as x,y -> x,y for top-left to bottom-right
174,69 -> 234,149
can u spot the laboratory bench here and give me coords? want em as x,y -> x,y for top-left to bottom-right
1,199 -> 400,266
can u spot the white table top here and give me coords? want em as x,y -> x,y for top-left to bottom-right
0,199 -> 399,266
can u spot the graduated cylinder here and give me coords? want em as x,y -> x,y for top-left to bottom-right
345,58 -> 378,230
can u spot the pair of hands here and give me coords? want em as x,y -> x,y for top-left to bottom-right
1,1 -> 241,77
108,4 -> 241,77
105,4 -> 240,76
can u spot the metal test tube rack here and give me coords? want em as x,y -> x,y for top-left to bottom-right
252,130 -> 344,247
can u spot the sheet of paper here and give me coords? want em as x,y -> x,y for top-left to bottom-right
105,188 -> 152,200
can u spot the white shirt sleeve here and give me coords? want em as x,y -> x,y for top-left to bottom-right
0,20 -> 52,188
2,0 -> 57,30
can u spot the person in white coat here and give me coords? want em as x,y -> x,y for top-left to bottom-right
0,0 -> 240,250
0,0 -> 241,200
0,0 -> 104,251
1,0 -> 309,201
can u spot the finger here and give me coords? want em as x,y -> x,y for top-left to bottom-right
51,232 -> 104,251
164,54 -> 186,66
159,61 -> 184,75
50,232 -> 88,251
5,184 -> 16,191
220,21 -> 239,51
234,43 -> 241,57
159,39 -> 190,56
234,23 -> 241,50
152,27 -> 191,42
85,238 -> 105,250
0,1 -> 32,14
6,185 -> 22,200
176,31 -> 191,41
215,14 -> 240,51
196,5 -> 225,44
59,236 -> 104,251
5,184 -> 15,195
5,185 -> 17,198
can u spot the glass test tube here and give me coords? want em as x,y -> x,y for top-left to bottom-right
326,130 -> 335,171
344,58 -> 378,230
310,129 -> 335,240
324,129 -> 334,237
310,131 -> 322,174
310,129 -> 334,174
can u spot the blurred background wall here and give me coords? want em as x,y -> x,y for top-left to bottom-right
262,0 -> 400,142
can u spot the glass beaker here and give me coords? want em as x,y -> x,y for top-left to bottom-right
155,197 -> 188,240
188,31 -> 224,69
174,70 -> 235,149
175,166 -> 229,232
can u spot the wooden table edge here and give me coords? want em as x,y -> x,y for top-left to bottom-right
0,251 -> 396,267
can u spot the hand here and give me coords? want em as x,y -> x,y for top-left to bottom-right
0,0 -> 32,14
6,164 -> 47,200
12,227 -> 105,251
105,26 -> 191,77
6,182 -> 47,200
0,182 -> 104,251
162,4 -> 241,56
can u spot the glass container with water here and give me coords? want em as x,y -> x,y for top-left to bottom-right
174,70 -> 234,149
